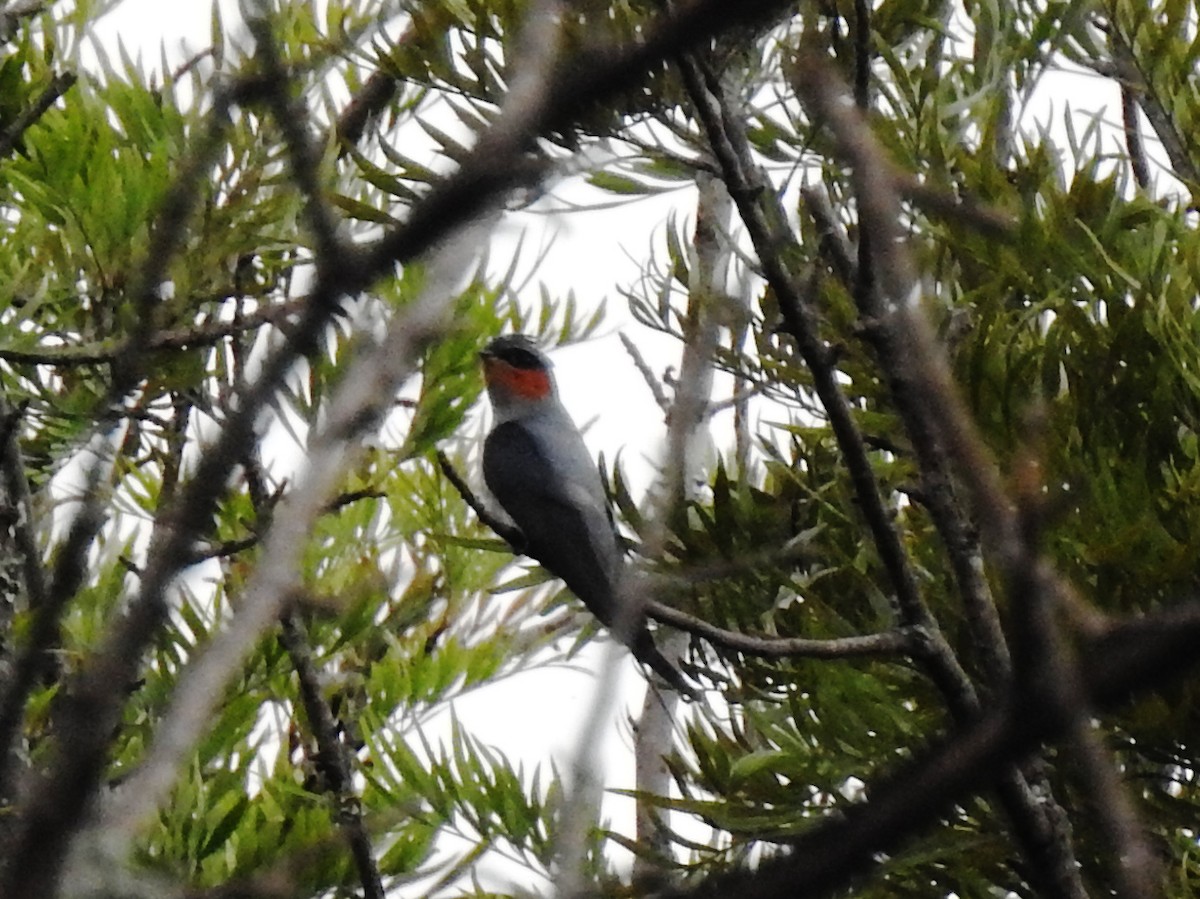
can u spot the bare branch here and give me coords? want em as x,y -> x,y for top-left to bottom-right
436,450 -> 525,551
647,601 -> 912,658
183,489 -> 384,565
331,20 -> 417,153
0,71 -> 76,161
1109,33 -> 1199,190
1120,83 -> 1151,191
278,614 -> 385,899
0,297 -> 305,367
620,332 -> 672,417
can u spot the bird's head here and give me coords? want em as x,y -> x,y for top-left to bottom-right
479,334 -> 557,416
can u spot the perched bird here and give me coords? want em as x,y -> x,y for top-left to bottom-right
479,334 -> 695,697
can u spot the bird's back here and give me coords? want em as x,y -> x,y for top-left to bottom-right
482,411 -> 626,628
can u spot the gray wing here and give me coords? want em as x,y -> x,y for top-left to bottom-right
483,421 -> 623,627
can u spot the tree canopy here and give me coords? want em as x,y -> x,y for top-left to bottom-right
1,0 -> 1199,897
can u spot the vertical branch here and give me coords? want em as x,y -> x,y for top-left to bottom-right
676,52 -> 975,708
0,400 -> 47,614
730,274 -> 753,475
633,169 -> 731,876
851,0 -> 870,110
277,615 -> 386,899
1121,84 -> 1151,191
239,375 -> 384,899
0,397 -> 44,836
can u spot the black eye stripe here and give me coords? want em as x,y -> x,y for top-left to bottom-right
499,348 -> 543,369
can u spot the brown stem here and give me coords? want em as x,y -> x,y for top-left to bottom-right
0,72 -> 76,161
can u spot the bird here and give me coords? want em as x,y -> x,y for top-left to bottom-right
479,334 -> 697,698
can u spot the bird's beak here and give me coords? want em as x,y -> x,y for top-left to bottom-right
479,349 -> 499,380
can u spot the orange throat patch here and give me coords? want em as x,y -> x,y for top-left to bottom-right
484,357 -> 552,400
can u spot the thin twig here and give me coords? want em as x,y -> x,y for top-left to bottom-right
0,297 -> 305,366
620,332 -> 672,416
435,450 -> 524,550
646,601 -> 912,658
0,71 -> 76,160
183,489 -> 385,565
278,613 -> 385,899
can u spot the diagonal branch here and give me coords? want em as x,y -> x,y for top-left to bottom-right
278,609 -> 385,899
1107,30 -> 1199,190
0,71 -> 76,161
676,52 -> 977,710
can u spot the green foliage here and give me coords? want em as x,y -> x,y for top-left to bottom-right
3,0 -> 1200,897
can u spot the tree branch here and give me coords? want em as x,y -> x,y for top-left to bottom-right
0,297 -> 305,367
619,332 -> 672,417
1120,82 -> 1151,191
277,613 -> 385,899
1108,31 -> 1199,191
182,489 -> 385,565
0,71 -> 76,161
676,52 -> 977,709
435,450 -> 525,550
647,601 -> 912,659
